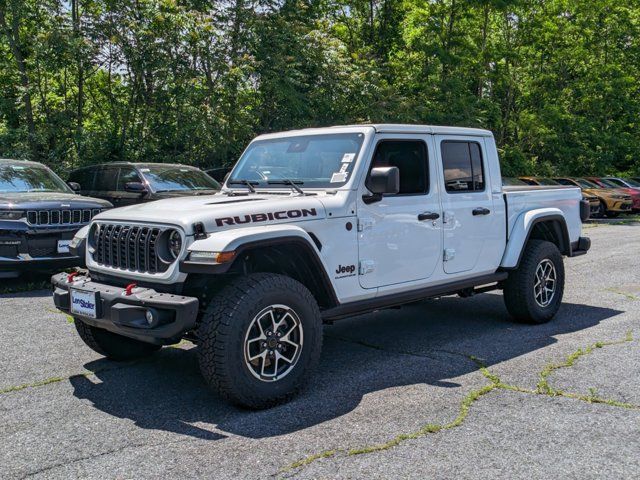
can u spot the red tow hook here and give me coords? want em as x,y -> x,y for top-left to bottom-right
67,272 -> 80,283
124,283 -> 137,296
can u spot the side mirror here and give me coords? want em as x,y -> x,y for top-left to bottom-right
124,181 -> 148,194
67,181 -> 81,192
364,166 -> 399,204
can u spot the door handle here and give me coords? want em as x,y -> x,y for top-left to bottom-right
418,212 -> 440,221
472,207 -> 491,216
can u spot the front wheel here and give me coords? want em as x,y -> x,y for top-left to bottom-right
503,240 -> 565,324
197,273 -> 322,409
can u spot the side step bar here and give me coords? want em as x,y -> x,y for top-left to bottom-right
321,272 -> 508,321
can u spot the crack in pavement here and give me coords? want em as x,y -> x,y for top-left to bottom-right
280,330 -> 637,476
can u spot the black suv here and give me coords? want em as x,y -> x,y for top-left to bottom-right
68,162 -> 221,207
0,159 -> 111,278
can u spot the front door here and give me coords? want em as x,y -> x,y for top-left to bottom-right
357,136 -> 442,289
435,136 -> 499,274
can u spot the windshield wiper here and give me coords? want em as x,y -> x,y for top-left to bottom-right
267,179 -> 306,195
228,179 -> 258,193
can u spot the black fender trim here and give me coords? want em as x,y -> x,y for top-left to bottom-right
179,235 -> 340,308
505,214 -> 571,270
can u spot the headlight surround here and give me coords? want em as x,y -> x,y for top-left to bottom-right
168,230 -> 182,259
0,210 -> 25,220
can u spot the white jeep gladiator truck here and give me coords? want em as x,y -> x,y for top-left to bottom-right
52,124 -> 591,408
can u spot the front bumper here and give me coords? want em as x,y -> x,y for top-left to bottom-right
0,255 -> 80,272
51,272 -> 199,345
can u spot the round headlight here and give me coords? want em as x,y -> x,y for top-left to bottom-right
168,230 -> 182,258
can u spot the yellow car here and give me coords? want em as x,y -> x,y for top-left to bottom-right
553,177 -> 632,218
520,177 -> 600,216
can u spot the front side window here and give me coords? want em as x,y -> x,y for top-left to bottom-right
0,164 -> 71,193
117,167 -> 142,191
441,141 -> 485,192
368,140 -> 429,194
139,166 -> 220,192
229,133 -> 365,188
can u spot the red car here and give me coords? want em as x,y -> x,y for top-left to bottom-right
586,177 -> 640,212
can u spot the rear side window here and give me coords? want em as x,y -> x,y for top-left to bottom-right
94,167 -> 118,191
368,140 -> 429,195
441,141 -> 485,193
69,168 -> 95,190
117,167 -> 142,191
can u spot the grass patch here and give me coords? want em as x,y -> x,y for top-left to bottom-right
537,331 -> 634,397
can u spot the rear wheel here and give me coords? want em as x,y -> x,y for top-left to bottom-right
197,273 -> 322,409
74,319 -> 161,360
503,240 -> 565,324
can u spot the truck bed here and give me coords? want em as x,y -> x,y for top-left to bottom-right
503,185 -> 583,244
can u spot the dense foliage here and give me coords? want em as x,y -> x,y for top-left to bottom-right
0,0 -> 638,176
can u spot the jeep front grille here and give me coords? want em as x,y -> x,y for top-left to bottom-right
27,209 -> 101,226
92,223 -> 169,274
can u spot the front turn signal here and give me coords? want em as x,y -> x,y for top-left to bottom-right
189,250 -> 236,264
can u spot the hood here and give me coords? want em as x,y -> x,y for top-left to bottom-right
153,189 -> 220,199
95,193 -> 327,234
0,191 -> 112,209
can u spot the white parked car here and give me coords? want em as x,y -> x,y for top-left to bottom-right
52,124 -> 591,408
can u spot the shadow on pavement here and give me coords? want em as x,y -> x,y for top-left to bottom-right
70,294 -> 622,442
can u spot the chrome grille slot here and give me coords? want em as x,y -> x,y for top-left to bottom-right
92,223 -> 171,274
27,208 -> 102,226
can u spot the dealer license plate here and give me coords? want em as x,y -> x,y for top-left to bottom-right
70,288 -> 97,318
57,240 -> 72,253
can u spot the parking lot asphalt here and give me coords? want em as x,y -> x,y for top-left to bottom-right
1,220 -> 639,479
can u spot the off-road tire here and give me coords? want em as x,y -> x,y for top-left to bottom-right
74,319 -> 161,360
503,240 -> 565,324
197,273 -> 322,409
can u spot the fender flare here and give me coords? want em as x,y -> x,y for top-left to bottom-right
500,208 -> 571,269
179,224 -> 339,306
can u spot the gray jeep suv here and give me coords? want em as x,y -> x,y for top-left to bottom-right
0,159 -> 111,278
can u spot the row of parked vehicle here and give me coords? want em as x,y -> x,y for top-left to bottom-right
0,159 -> 228,278
503,176 -> 640,218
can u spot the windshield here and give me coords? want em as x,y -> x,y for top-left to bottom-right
576,178 -> 600,189
229,133 -> 365,188
0,164 -> 71,193
599,178 -> 621,188
139,166 -> 221,192
502,177 -> 526,186
624,178 -> 640,187
536,178 -> 560,186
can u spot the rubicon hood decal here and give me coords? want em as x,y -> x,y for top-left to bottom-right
215,208 -> 317,227
94,193 -> 327,233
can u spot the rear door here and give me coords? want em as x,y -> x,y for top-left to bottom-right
435,136 -> 502,274
94,166 -> 119,205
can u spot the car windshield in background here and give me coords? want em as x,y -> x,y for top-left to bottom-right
599,179 -> 622,188
502,177 -> 526,186
576,178 -> 600,189
140,166 -> 221,192
0,164 -> 71,193
624,178 -> 640,187
536,178 -> 560,186
229,133 -> 365,188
